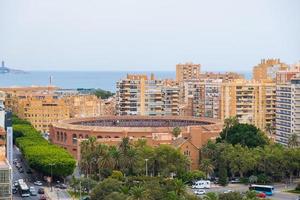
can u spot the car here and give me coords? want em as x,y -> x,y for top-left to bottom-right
38,188 -> 45,194
26,168 -> 33,174
12,186 -> 17,194
223,189 -> 233,194
39,195 -> 47,200
13,159 -> 18,164
256,192 -> 266,198
29,186 -> 37,196
194,189 -> 206,195
19,168 -> 24,173
230,178 -> 241,183
13,181 -> 19,187
34,181 -> 43,186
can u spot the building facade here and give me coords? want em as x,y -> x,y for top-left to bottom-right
0,127 -> 12,200
63,95 -> 102,118
176,63 -> 201,82
199,72 -> 244,82
253,59 -> 288,81
116,74 -> 180,116
16,95 -> 69,133
221,80 -> 276,131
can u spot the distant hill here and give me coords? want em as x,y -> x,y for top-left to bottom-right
0,61 -> 26,74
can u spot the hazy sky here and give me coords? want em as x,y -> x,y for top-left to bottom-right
1,0 -> 299,71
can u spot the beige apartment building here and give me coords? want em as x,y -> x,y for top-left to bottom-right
176,62 -> 201,82
116,74 -> 180,116
16,95 -> 69,133
0,86 -> 58,111
253,59 -> 288,81
200,72 -> 244,82
221,79 -> 276,131
63,95 -> 102,118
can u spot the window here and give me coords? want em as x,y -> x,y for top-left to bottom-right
64,133 -> 67,143
0,169 -> 9,183
72,134 -> 77,145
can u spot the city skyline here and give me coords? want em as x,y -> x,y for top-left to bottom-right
1,0 -> 300,71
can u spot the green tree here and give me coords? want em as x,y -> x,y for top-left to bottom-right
288,133 -> 299,148
172,127 -> 181,138
217,123 -> 269,148
218,157 -> 228,186
104,192 -> 128,200
90,178 -> 122,200
128,186 -> 149,200
200,159 -> 214,179
203,192 -> 219,200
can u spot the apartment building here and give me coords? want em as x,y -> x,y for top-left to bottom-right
290,77 -> 300,145
116,74 -> 180,116
16,95 -> 69,133
200,72 -> 244,82
176,63 -> 201,82
275,66 -> 300,146
0,86 -> 58,111
253,59 -> 288,81
221,79 -> 276,131
204,79 -> 222,119
0,127 -> 12,200
63,95 -> 102,118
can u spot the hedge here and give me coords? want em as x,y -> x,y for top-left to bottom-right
13,116 -> 76,177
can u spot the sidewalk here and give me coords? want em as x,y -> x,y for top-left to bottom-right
44,187 -> 72,200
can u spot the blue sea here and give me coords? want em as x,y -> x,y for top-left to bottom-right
0,71 -> 251,92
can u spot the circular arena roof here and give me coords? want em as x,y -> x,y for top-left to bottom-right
53,116 -> 220,130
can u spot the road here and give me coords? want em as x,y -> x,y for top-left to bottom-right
190,183 -> 299,200
13,146 -> 72,200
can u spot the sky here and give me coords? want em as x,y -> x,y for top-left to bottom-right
0,0 -> 300,72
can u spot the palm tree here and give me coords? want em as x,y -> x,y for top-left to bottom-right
288,133 -> 299,148
203,192 -> 218,200
109,146 -> 121,170
128,186 -> 148,200
173,179 -> 186,196
200,159 -> 214,179
223,116 -> 238,140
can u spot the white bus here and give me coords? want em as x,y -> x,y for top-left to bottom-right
18,179 -> 30,197
192,180 -> 211,189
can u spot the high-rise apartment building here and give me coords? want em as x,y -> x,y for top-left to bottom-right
253,59 -> 288,81
0,127 -> 12,200
116,74 -> 180,116
176,63 -> 201,82
275,66 -> 300,146
221,80 -> 276,131
16,95 -> 69,133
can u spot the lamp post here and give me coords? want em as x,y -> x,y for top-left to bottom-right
49,163 -> 55,192
145,159 -> 148,176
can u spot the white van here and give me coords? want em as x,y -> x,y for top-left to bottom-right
192,180 -> 211,189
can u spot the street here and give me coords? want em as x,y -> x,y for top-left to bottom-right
13,146 -> 71,200
190,183 -> 299,200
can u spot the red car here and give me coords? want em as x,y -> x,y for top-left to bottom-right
256,192 -> 266,198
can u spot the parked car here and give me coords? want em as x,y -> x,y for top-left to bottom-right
26,168 -> 33,174
223,190 -> 233,194
13,181 -> 19,187
256,192 -> 266,198
29,186 -> 37,196
19,168 -> 24,173
194,189 -> 206,195
230,178 -> 241,184
34,181 -> 43,186
38,188 -> 45,194
12,186 -> 17,194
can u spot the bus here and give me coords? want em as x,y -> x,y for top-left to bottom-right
18,179 -> 30,197
192,180 -> 211,189
249,184 -> 274,196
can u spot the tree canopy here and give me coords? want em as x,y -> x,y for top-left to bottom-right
217,121 -> 269,148
13,116 -> 76,177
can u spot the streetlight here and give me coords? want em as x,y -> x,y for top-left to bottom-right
49,163 -> 55,192
145,159 -> 148,176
